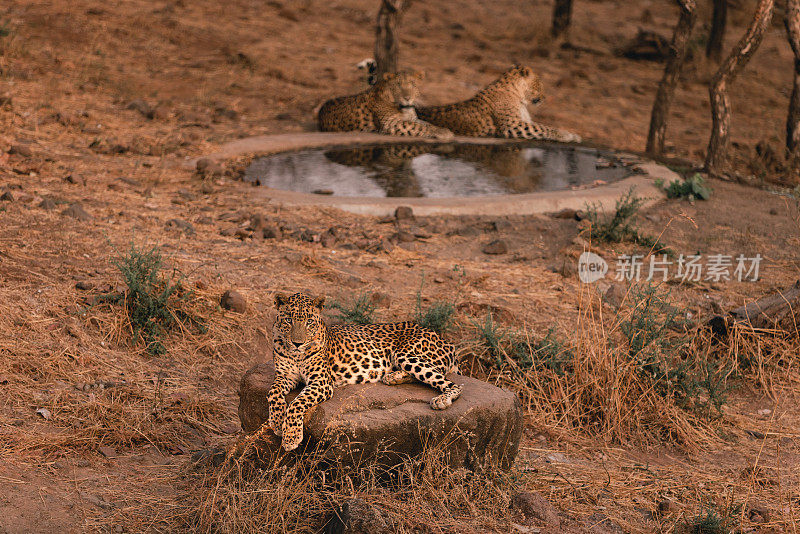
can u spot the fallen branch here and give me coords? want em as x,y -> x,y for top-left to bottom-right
708,281 -> 800,336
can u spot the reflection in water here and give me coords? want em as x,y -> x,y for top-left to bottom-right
244,142 -> 633,198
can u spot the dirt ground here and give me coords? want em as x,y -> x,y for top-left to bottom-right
1,0 -> 800,532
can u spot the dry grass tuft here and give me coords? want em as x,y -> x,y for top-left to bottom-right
133,443 -> 517,533
459,281 -> 800,450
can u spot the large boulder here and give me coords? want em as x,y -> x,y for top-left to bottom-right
238,363 -> 523,470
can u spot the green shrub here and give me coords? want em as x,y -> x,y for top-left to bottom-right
114,243 -> 185,355
620,283 -> 734,413
415,301 -> 456,334
657,173 -> 711,201
473,315 -> 573,375
684,503 -> 740,534
584,188 -> 668,252
328,292 -> 376,324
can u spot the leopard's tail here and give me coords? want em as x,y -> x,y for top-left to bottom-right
447,344 -> 460,375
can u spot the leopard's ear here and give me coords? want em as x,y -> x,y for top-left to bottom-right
274,293 -> 290,308
312,296 -> 325,309
381,72 -> 396,82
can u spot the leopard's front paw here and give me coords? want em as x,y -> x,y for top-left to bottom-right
267,403 -> 286,437
280,419 -> 304,451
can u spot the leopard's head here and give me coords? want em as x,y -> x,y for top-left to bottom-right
273,293 -> 326,357
503,65 -> 544,105
377,70 -> 423,110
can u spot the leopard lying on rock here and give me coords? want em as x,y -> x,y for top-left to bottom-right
242,293 -> 463,452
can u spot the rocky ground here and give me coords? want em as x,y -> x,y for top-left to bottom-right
1,0 -> 800,532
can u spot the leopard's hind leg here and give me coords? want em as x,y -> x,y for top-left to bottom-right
389,343 -> 462,410
498,119 -> 581,143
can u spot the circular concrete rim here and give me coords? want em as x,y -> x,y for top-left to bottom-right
191,132 -> 673,217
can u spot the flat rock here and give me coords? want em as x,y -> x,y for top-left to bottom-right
238,363 -> 523,470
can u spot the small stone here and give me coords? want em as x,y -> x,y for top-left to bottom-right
511,491 -> 560,527
126,99 -> 153,118
61,203 -> 92,221
64,174 -> 85,185
0,191 -> 14,202
394,206 -> 414,220
375,239 -> 394,253
75,281 -> 94,291
747,502 -> 770,523
488,219 -> 513,231
9,144 -> 33,157
545,452 -> 570,463
411,227 -> 432,239
151,104 -> 171,120
370,292 -> 391,307
550,208 -> 579,220
657,498 -> 677,515
394,230 -> 415,243
38,198 -> 57,210
482,239 -> 508,255
98,446 -> 118,458
166,218 -> 195,235
321,232 -> 336,248
454,225 -> 480,237
262,225 -> 280,239
220,290 -> 247,313
36,407 -> 52,420
196,158 -> 224,177
178,188 -> 198,201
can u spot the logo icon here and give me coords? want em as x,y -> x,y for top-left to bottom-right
578,252 -> 608,283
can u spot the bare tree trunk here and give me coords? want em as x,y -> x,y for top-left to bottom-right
375,0 -> 407,77
551,0 -> 573,39
785,0 -> 800,177
706,0 -> 728,61
705,0 -> 775,177
646,0 -> 698,156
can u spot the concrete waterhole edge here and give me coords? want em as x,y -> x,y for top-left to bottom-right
188,132 -> 673,216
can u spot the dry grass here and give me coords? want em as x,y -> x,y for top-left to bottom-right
119,442 -> 516,533
0,251 -> 248,459
460,282 -> 800,451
